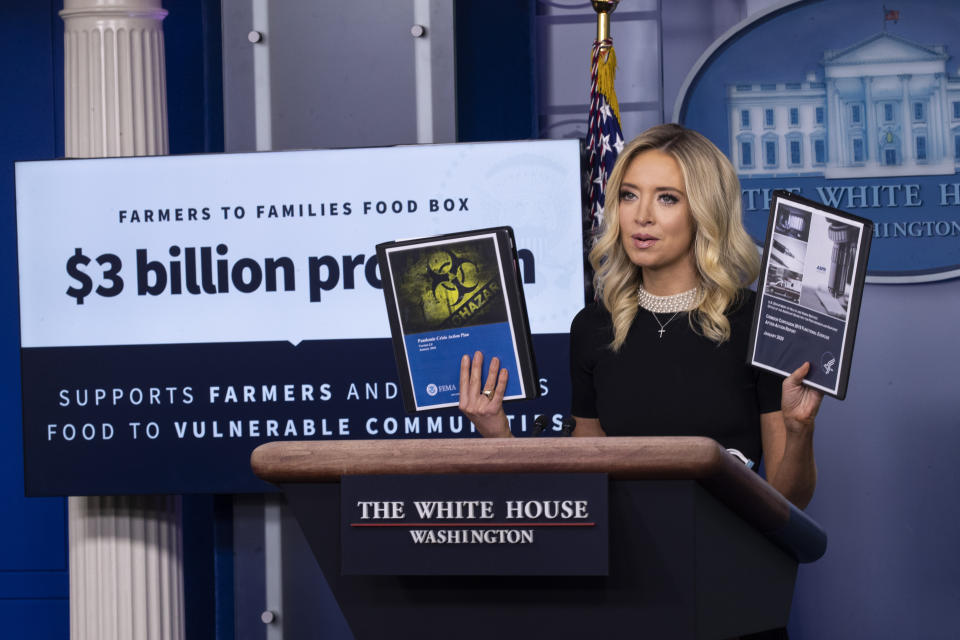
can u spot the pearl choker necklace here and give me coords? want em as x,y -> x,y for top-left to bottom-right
636,284 -> 699,313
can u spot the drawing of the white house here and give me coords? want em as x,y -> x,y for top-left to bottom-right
727,32 -> 960,179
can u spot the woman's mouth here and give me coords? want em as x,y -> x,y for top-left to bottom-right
632,234 -> 658,249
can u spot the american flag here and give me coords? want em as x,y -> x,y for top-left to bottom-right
586,38 -> 625,230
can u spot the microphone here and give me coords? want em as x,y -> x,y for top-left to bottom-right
560,415 -> 576,437
532,415 -> 547,436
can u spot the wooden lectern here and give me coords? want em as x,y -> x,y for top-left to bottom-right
251,436 -> 826,639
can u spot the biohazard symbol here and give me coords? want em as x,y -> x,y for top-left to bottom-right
423,249 -> 480,308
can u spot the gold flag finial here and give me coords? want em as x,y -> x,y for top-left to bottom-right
592,0 -> 620,42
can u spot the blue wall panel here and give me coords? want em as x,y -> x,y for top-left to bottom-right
0,0 -> 68,595
455,0 -> 538,142
0,2 -> 70,636
162,2 -> 226,638
165,0 -> 225,155
0,599 -> 69,640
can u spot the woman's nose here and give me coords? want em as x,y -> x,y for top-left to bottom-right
636,198 -> 654,224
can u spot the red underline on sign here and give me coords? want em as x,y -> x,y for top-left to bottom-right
350,522 -> 596,528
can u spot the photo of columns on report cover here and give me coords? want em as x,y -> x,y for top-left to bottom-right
377,227 -> 538,412
749,191 -> 873,399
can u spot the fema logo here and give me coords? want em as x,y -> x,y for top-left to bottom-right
425,383 -> 439,397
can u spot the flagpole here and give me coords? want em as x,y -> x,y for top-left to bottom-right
592,0 -> 619,41
586,0 -> 624,234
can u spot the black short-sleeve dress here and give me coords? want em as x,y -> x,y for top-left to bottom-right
570,290 -> 781,464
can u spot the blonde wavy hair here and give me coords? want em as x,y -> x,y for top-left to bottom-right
589,123 -> 760,350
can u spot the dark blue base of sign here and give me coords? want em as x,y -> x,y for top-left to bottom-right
283,479 -> 798,639
21,334 -> 570,496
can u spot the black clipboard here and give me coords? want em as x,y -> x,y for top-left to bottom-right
748,190 -> 873,399
376,226 -> 539,412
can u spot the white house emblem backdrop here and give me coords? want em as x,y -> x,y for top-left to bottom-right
677,0 -> 960,283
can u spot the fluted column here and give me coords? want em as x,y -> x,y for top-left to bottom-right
69,497 -> 184,640
61,1 -> 183,639
62,0 -> 169,157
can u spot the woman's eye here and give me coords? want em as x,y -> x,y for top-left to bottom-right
619,190 -> 637,201
658,193 -> 679,205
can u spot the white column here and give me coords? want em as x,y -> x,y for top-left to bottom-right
62,0 -> 169,157
826,80 -> 843,167
61,2 -> 184,639
900,74 -> 913,164
928,89 -> 939,160
933,73 -> 946,160
69,497 -> 184,640
863,76 -> 876,166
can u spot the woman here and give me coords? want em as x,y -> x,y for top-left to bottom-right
460,124 -> 821,509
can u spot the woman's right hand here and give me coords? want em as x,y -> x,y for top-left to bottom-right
458,351 -> 511,437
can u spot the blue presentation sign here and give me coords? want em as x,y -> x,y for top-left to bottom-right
14,141 -> 586,495
340,473 -> 609,576
676,0 -> 960,282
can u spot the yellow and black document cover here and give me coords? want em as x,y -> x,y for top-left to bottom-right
377,227 -> 538,411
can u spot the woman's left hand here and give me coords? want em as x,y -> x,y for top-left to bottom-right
781,361 -> 823,434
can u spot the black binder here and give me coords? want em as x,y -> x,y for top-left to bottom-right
749,190 -> 873,399
376,226 -> 538,412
